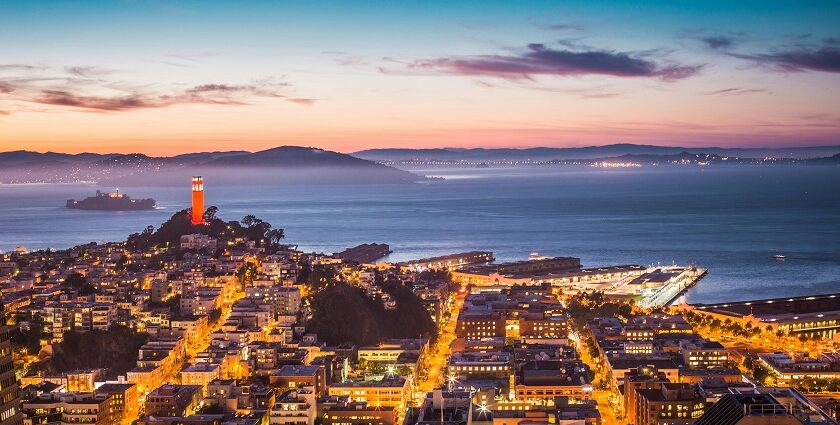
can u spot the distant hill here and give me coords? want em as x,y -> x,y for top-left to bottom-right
0,150 -> 111,166
3,144 -> 838,185
207,146 -> 396,168
171,151 -> 250,162
806,153 -> 840,164
353,144 -> 840,162
0,146 -> 422,185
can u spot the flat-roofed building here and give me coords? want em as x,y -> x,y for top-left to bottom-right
1,298 -> 23,425
623,366 -> 669,423
514,360 -> 593,404
694,393 -> 801,425
492,409 -> 551,425
518,314 -> 568,340
180,234 -> 217,252
145,385 -> 203,417
95,383 -> 138,425
22,392 -> 111,425
607,359 -> 680,388
689,292 -> 840,337
554,397 -> 601,425
401,251 -> 494,272
757,352 -> 840,383
494,257 -> 580,275
328,377 -> 409,410
323,401 -> 396,425
180,363 -> 221,389
447,352 -> 511,380
270,365 -> 326,397
456,312 -> 505,340
269,388 -> 316,425
42,302 -> 116,340
357,339 -> 427,364
66,370 -> 101,393
680,341 -> 729,369
635,383 -> 704,425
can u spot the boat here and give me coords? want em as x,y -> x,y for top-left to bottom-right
773,254 -> 786,260
66,189 -> 156,211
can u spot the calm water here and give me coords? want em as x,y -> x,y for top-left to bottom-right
1,165 -> 839,304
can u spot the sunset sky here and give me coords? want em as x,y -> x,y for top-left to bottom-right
1,0 -> 839,155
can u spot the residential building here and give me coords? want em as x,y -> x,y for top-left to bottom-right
680,341 -> 729,369
269,388 -> 315,425
328,377 -> 409,410
145,385 -> 204,417
0,299 -> 22,425
634,383 -> 704,425
22,392 -> 110,425
322,401 -> 396,425
95,383 -> 138,425
269,366 -> 326,397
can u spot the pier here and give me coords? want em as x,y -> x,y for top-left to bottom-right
335,243 -> 392,264
635,266 -> 707,309
690,292 -> 840,336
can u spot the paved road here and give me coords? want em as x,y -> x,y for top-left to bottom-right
125,291 -> 243,423
570,330 -> 623,425
416,289 -> 465,399
593,390 -> 621,425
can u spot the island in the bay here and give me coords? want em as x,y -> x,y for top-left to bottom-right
66,189 -> 156,211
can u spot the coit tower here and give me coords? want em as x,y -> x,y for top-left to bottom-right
191,176 -> 204,225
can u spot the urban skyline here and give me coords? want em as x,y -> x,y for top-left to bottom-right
2,3 -> 840,425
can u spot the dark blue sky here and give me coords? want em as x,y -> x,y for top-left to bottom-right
1,1 -> 839,153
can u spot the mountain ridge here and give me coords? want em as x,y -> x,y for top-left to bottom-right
353,143 -> 840,161
0,146 -> 422,185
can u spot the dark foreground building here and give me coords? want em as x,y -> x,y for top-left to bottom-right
0,297 -> 22,425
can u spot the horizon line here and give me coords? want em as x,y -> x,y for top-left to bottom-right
4,141 -> 840,158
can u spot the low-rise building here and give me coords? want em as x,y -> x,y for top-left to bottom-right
95,383 -> 138,425
269,365 -> 326,397
447,352 -> 511,380
680,341 -> 728,369
623,366 -> 670,422
42,302 -> 116,340
328,377 -> 409,410
514,360 -> 593,403
269,388 -> 316,425
322,401 -> 396,425
180,234 -> 217,252
634,383 -> 704,425
145,385 -> 204,417
181,363 -> 222,389
757,352 -> 840,383
22,392 -> 111,425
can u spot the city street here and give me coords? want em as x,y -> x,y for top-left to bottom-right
126,290 -> 243,423
570,330 -> 623,425
415,287 -> 466,400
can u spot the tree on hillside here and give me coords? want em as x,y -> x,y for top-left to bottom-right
265,228 -> 286,253
380,275 -> 438,341
203,206 -> 219,222
236,262 -> 258,288
62,273 -> 96,295
49,325 -> 149,376
306,284 -> 382,345
308,264 -> 341,292
306,272 -> 438,345
10,319 -> 43,354
126,208 -> 285,251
